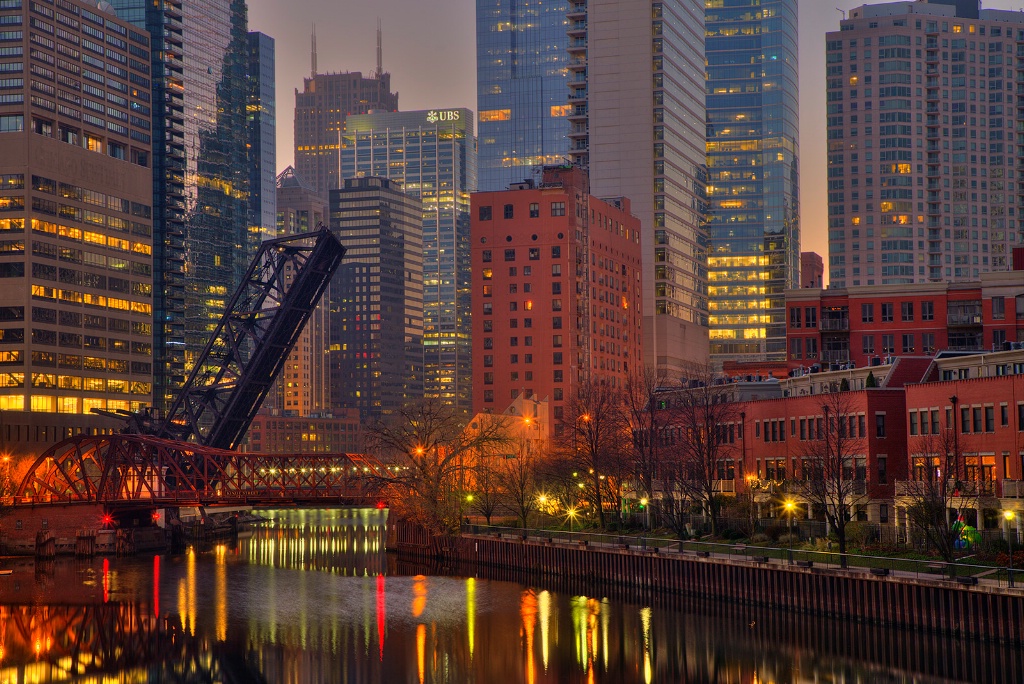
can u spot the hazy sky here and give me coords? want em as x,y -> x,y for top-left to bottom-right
247,0 -> 1024,261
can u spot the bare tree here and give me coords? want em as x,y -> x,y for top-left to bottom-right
902,426 -> 979,563
467,455 -> 503,526
800,386 -> 867,561
664,363 -> 739,537
498,444 -> 540,528
366,399 -> 512,535
554,380 -> 630,530
624,365 -> 672,527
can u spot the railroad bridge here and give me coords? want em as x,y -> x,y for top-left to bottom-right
13,433 -> 388,508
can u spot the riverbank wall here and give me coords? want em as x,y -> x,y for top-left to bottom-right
390,524 -> 1024,645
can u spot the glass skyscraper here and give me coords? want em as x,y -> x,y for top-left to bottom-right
109,0 -> 252,409
340,109 -> 476,418
476,0 -> 571,192
705,0 -> 799,361
248,32 -> 277,245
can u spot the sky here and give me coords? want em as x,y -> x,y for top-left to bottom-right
247,0 -> 1024,262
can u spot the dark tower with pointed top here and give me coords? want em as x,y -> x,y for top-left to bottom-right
294,24 -> 399,201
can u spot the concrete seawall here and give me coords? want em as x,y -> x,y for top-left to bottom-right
392,525 -> 1024,645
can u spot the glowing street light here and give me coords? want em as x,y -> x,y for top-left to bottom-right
784,500 -> 796,564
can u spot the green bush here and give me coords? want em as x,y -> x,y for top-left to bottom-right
750,533 -> 770,543
719,527 -> 745,541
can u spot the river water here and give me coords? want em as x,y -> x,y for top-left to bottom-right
0,508 -> 1018,683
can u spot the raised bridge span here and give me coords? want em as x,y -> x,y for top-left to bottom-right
13,433 -> 388,507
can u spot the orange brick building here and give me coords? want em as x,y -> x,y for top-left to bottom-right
470,166 -> 643,434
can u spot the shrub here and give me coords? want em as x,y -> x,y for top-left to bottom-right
719,527 -> 745,541
750,533 -> 770,544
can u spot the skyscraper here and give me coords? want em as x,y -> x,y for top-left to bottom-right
248,32 -> 276,245
330,177 -> 424,421
705,0 -> 799,362
340,108 -> 476,418
826,0 -> 1023,288
476,0 -> 572,191
108,0 -> 252,410
0,0 -> 154,454
272,166 -> 329,416
294,26 -> 398,200
584,0 -> 710,373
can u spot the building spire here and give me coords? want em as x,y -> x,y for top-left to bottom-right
311,23 -> 317,78
375,18 -> 383,78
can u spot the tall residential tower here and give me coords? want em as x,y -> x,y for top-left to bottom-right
826,0 -> 1023,289
706,0 -> 799,362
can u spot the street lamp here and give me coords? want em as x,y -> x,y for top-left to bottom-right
784,499 -> 796,564
1005,510 -> 1017,587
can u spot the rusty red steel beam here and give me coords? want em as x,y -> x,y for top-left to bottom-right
15,434 -> 389,506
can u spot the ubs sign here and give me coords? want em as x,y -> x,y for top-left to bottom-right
426,110 -> 461,124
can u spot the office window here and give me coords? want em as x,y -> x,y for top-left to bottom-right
985,406 -> 994,433
875,413 -> 886,437
550,201 -> 565,216
551,246 -> 560,258
862,335 -> 875,355
882,334 -> 894,354
909,411 -> 918,435
902,334 -> 914,353
790,307 -> 802,328
861,303 -> 874,322
805,307 -> 817,328
790,337 -> 802,359
504,249 -> 515,261
921,301 -> 934,320
482,250 -> 491,263
901,302 -> 914,321
881,303 -> 894,322
529,203 -> 539,218
529,248 -> 540,260
478,206 -> 492,221
503,204 -> 514,219
1001,404 -> 1009,427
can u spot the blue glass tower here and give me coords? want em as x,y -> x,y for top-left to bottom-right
705,0 -> 799,361
340,109 -> 476,418
248,32 -> 277,246
108,0 -> 252,408
476,0 -> 571,191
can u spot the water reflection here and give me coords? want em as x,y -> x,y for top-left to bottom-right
0,508 -> 1016,682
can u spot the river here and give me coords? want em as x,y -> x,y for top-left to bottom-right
0,508 -> 1017,683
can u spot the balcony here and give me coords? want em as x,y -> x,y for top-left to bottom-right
820,317 -> 850,332
947,311 -> 983,327
896,479 -> 997,497
1002,480 -> 1024,498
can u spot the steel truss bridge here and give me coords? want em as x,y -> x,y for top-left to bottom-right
14,434 -> 389,506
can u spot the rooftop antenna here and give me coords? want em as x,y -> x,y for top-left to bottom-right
375,18 -> 383,78
311,23 -> 317,78
837,7 -> 846,20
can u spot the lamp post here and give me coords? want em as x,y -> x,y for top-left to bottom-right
1005,510 -> 1016,587
949,394 -> 960,483
784,499 -> 796,564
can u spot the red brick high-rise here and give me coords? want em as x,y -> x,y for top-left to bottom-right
470,166 -> 643,434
